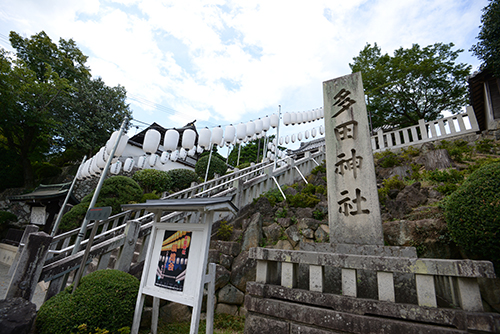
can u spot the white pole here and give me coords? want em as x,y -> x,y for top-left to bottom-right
273,105 -> 281,172
71,117 -> 128,256
204,144 -> 213,183
51,155 -> 87,236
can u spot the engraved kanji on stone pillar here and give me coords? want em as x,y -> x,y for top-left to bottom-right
323,72 -> 384,245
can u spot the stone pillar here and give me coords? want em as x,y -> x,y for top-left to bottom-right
323,72 -> 384,246
6,232 -> 52,301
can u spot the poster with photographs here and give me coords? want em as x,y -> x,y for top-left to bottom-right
155,230 -> 192,291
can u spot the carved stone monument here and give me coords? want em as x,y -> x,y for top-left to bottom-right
321,72 -> 416,257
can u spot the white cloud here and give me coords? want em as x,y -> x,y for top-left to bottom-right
0,0 -> 489,134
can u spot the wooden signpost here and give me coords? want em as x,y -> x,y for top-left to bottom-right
122,197 -> 238,334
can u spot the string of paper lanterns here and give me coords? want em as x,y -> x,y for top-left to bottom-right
78,105 -> 325,180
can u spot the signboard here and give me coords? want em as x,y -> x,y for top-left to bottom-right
155,230 -> 192,291
85,206 -> 112,221
31,206 -> 46,225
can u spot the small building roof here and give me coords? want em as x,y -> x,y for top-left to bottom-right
121,196 -> 238,214
9,182 -> 80,205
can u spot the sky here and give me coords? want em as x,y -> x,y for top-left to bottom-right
0,0 -> 490,153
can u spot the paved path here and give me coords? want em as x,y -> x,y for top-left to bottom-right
0,262 -> 47,309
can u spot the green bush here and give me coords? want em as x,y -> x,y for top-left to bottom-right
444,162 -> 500,270
287,193 -> 320,208
375,150 -> 402,168
140,192 -> 160,203
166,169 -> 199,192
60,176 -> 142,232
217,220 -> 233,241
257,188 -> 285,207
0,211 -> 18,239
132,169 -> 172,193
311,162 -> 326,175
438,140 -> 472,162
424,168 -> 464,184
36,270 -> 139,334
195,155 -> 227,180
475,139 -> 496,154
378,176 -> 406,205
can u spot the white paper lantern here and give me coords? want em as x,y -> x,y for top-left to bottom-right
285,135 -> 290,144
283,112 -> 291,125
178,148 -> 187,159
164,129 -> 179,152
182,129 -> 196,150
305,130 -> 310,139
188,147 -> 196,157
160,151 -> 170,163
91,157 -> 100,174
196,145 -> 204,154
81,160 -> 91,178
254,119 -> 263,134
296,112 -> 303,124
170,150 -> 179,162
212,126 -> 223,145
96,147 -> 106,168
106,132 -> 119,156
110,160 -> 122,174
311,128 -> 317,138
271,144 -> 276,153
272,138 -> 277,145
267,142 -> 273,150
290,112 -> 297,125
262,116 -> 271,132
236,123 -> 246,140
149,154 -> 159,167
143,129 -> 161,154
279,136 -> 284,145
291,134 -> 296,143
267,151 -> 272,158
320,108 -> 324,118
298,132 -> 303,141
124,158 -> 134,172
224,124 -> 235,145
246,121 -> 255,138
137,156 -> 147,169
106,132 -> 129,158
198,127 -> 211,149
319,125 -> 325,135
270,114 -> 279,128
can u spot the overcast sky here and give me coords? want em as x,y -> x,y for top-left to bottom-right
0,0 -> 489,150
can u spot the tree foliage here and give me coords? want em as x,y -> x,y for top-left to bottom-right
445,162 -> 500,271
349,43 -> 471,130
471,0 -> 500,77
0,31 -> 132,188
227,136 -> 269,167
195,155 -> 227,180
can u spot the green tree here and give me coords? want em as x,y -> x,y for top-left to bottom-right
349,43 -> 471,129
470,0 -> 500,77
227,136 -> 269,167
0,31 -> 131,188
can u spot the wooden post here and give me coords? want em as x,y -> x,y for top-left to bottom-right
6,232 -> 52,301
116,220 -> 141,272
8,225 -> 39,276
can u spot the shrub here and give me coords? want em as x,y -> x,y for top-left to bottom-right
375,150 -> 401,168
166,169 -> 199,192
195,155 -> 227,180
60,176 -> 142,232
378,176 -> 406,205
36,270 -> 139,334
287,193 -> 320,208
0,211 -> 18,239
140,192 -> 160,203
438,140 -> 472,162
132,169 -> 172,193
217,220 -> 233,241
311,162 -> 326,175
423,168 -> 464,184
444,162 -> 500,270
475,139 -> 496,154
258,188 -> 285,207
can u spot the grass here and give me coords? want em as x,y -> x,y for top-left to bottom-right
139,313 -> 245,334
